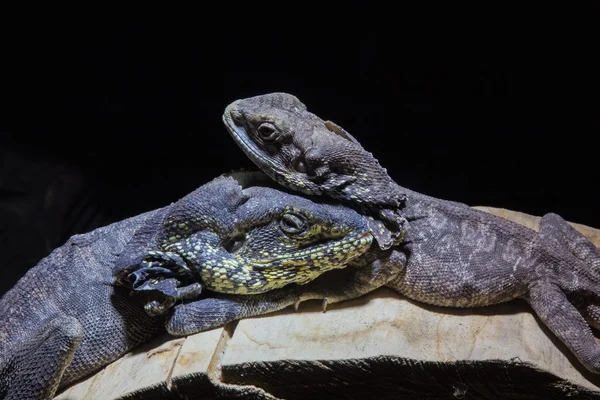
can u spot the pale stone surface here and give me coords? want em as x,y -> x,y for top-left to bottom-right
170,326 -> 225,381
54,328 -> 224,399
87,335 -> 183,399
473,206 -> 544,231
223,289 -> 600,391
54,369 -> 105,400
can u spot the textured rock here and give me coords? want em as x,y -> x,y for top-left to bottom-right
55,207 -> 600,399
222,290 -> 600,398
55,331 -> 220,400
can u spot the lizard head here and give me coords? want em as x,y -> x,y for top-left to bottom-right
223,93 -> 403,208
223,92 -> 408,250
117,175 -> 373,304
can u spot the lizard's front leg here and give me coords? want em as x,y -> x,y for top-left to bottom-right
165,250 -> 406,336
538,212 -> 600,268
165,290 -> 295,336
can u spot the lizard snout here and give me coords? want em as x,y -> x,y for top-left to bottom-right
224,103 -> 245,125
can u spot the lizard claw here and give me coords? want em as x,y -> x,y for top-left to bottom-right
294,298 -> 302,311
322,297 -> 329,313
293,297 -> 329,312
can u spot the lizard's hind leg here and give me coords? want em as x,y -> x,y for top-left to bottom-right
539,212 -> 600,330
526,213 -> 600,374
0,315 -> 82,400
539,212 -> 600,268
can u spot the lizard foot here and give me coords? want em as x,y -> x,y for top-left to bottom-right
529,282 -> 600,374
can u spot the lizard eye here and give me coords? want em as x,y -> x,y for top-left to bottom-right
293,158 -> 309,174
280,213 -> 309,235
256,123 -> 279,141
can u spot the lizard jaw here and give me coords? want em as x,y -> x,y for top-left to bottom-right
223,111 -> 326,196
222,112 -> 295,182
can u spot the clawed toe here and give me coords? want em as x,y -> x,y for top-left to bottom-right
321,297 -> 329,313
293,296 -> 329,312
294,297 -> 302,311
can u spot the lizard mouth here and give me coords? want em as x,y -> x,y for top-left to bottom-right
248,231 -> 372,267
195,231 -> 373,294
222,111 -> 301,189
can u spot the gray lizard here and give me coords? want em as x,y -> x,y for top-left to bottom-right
223,93 -> 408,250
223,92 -> 600,375
1,172 -> 401,399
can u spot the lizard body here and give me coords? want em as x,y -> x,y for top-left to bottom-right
0,173 -> 386,399
223,92 -> 600,374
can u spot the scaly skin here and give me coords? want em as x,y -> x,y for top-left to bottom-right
223,92 -> 600,375
114,173 -> 372,297
223,94 -> 408,250
0,173 -> 392,400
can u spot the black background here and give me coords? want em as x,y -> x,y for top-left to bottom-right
1,11 -> 599,293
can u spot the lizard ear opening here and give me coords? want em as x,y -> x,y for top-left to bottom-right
324,120 -> 361,144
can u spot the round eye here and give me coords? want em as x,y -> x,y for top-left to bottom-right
293,158 -> 308,174
280,213 -> 308,235
256,123 -> 279,141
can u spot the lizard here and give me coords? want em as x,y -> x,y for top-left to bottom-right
0,172 -> 404,400
222,92 -> 600,375
222,93 -> 408,251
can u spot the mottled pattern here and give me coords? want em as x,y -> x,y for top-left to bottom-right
0,174 -> 384,399
389,191 -> 536,308
224,93 -> 600,375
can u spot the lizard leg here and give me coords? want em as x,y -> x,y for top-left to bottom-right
290,249 -> 405,312
1,315 -> 82,400
165,250 -> 405,335
539,212 -> 600,331
539,212 -> 600,267
528,283 -> 600,373
165,289 -> 300,336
